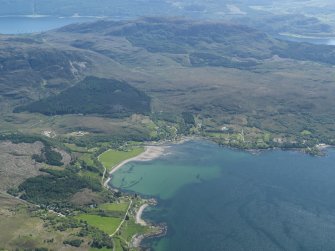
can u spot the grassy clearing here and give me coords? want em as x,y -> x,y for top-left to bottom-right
90,247 -> 113,251
76,214 -> 122,235
99,202 -> 130,213
79,170 -> 101,181
99,147 -> 145,172
206,132 -> 229,139
119,219 -> 149,242
64,143 -> 89,153
80,153 -> 96,166
113,238 -> 123,251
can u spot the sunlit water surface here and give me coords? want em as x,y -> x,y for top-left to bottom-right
111,140 -> 335,251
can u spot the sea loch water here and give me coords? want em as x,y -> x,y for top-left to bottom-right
0,16 -> 100,34
111,141 -> 335,251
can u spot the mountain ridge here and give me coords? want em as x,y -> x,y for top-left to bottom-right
1,18 -> 335,144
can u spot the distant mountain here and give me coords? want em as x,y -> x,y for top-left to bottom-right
1,18 -> 333,107
0,0 -> 333,37
60,18 -> 335,65
1,18 -> 335,142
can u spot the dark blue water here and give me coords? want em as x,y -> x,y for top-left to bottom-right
0,16 -> 101,34
113,141 -> 335,251
276,34 -> 335,45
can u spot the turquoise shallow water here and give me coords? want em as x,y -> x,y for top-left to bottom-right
111,141 -> 335,251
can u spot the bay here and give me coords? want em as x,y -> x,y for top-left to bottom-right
111,140 -> 335,251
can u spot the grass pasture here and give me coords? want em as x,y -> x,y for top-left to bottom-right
119,219 -> 149,242
76,201 -> 130,235
76,214 -> 122,235
99,147 -> 144,172
65,143 -> 90,153
99,202 -> 130,213
90,247 -> 113,251
80,153 -> 96,166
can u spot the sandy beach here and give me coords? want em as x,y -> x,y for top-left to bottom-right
103,145 -> 167,187
100,144 -> 171,248
136,203 -> 149,226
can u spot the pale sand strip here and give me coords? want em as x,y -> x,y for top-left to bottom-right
103,145 -> 167,187
136,203 -> 149,226
100,144 -> 168,247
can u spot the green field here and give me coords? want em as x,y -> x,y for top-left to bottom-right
76,214 -> 122,235
99,147 -> 145,171
80,153 -> 96,166
119,219 -> 149,241
99,202 -> 130,213
90,248 -> 113,251
65,143 -> 90,153
79,169 -> 101,182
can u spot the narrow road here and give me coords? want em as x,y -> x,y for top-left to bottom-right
110,199 -> 133,237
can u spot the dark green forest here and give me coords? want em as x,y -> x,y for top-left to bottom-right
18,168 -> 102,205
14,77 -> 151,117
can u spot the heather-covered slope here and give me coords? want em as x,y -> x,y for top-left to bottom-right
1,18 -> 335,144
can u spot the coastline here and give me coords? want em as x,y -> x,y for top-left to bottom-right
102,136 -> 333,189
136,203 -> 149,226
103,145 -> 168,187
102,137 -> 334,249
102,136 -> 198,188
100,144 -> 169,247
100,142 -> 174,249
131,198 -> 167,248
131,223 -> 167,249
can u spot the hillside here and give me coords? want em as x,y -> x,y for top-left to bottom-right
0,0 -> 334,37
1,18 -> 335,146
58,18 -> 335,65
0,37 -> 86,101
0,34 -> 131,113
15,77 -> 151,117
3,11 -> 335,251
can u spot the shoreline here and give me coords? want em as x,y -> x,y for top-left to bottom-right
99,142 -> 173,249
102,136 -> 198,188
102,136 -> 334,189
131,221 -> 167,249
103,137 -> 334,248
103,145 -> 168,188
132,198 -> 167,248
136,203 -> 149,226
